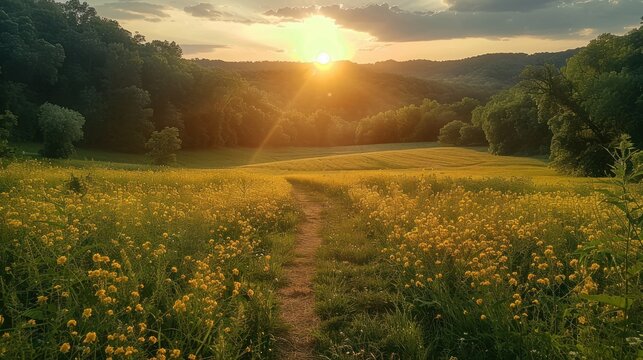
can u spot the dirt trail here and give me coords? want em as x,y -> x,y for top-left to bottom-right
278,186 -> 323,360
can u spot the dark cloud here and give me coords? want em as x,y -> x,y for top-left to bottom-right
445,0 -> 559,12
184,3 -> 262,23
95,1 -> 170,21
265,1 -> 641,42
180,44 -> 230,55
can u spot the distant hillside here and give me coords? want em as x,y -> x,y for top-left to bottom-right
195,50 -> 577,120
195,60 -> 491,121
364,50 -> 579,89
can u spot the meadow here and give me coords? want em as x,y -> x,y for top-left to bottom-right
0,143 -> 641,359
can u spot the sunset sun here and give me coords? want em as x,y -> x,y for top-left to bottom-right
316,52 -> 331,65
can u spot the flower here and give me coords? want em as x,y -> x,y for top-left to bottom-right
57,256 -> 67,265
67,319 -> 77,327
83,332 -> 97,343
82,308 -> 92,318
59,343 -> 71,353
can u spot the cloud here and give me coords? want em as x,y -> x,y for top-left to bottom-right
184,3 -> 264,23
180,44 -> 230,55
95,1 -> 170,22
264,1 -> 641,42
444,0 -> 560,12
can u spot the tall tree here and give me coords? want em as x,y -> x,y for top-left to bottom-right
522,26 -> 643,175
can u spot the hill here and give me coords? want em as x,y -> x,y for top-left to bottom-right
195,50 -> 577,120
194,60 -> 489,121
364,50 -> 578,89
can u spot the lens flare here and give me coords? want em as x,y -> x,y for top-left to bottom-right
316,52 -> 331,65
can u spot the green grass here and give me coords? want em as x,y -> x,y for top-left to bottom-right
306,186 -> 424,359
14,142 -> 442,169
13,142 -> 605,189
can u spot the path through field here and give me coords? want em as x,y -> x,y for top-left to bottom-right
278,186 -> 323,359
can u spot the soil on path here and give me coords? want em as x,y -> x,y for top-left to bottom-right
278,186 -> 323,360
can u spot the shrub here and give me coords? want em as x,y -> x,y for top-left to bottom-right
146,127 -> 182,165
38,103 -> 85,159
459,124 -> 487,146
438,120 -> 466,145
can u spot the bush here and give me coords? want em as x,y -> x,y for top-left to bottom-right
146,127 -> 182,165
459,124 -> 487,146
438,120 -> 466,145
0,110 -> 17,157
38,103 -> 85,159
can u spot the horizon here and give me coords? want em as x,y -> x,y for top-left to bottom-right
72,0 -> 641,63
197,48 -> 580,65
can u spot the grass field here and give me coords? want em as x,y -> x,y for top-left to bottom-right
1,143 -> 640,359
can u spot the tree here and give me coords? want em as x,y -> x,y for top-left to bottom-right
521,26 -> 643,175
146,127 -> 181,165
472,88 -> 550,155
459,124 -> 487,146
0,110 -> 17,157
438,120 -> 466,145
104,86 -> 154,152
38,103 -> 85,158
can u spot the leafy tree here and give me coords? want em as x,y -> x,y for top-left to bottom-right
521,26 -> 643,175
459,124 -> 487,146
38,103 -> 85,158
0,110 -> 17,156
472,88 -> 550,155
146,127 -> 181,165
104,86 -> 154,152
438,120 -> 466,145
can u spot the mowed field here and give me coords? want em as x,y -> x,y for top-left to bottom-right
1,143 -> 640,359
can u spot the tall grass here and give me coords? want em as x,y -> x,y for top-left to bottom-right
303,172 -> 641,359
0,161 -> 298,359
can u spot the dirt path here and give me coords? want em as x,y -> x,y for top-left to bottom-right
278,186 -> 323,360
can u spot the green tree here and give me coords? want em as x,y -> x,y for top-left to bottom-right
521,26 -> 643,175
146,127 -> 181,165
38,103 -> 85,158
438,120 -> 466,145
459,124 -> 487,146
0,110 -> 17,157
472,88 -> 550,155
104,86 -> 154,152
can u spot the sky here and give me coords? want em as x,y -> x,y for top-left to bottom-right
87,0 -> 642,63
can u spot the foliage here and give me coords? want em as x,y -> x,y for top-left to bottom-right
0,110 -> 17,157
521,26 -> 643,176
146,127 -> 182,165
582,136 -> 642,352
37,103 -> 85,159
355,98 -> 480,145
472,87 -> 551,155
438,120 -> 466,145
459,124 -> 487,146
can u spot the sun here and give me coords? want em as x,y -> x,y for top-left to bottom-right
316,52 -> 331,65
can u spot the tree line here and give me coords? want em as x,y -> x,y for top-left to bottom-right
364,24 -> 642,176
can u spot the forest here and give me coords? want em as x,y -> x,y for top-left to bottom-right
0,0 -> 641,176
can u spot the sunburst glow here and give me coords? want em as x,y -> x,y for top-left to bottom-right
287,16 -> 352,63
316,52 -> 331,65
